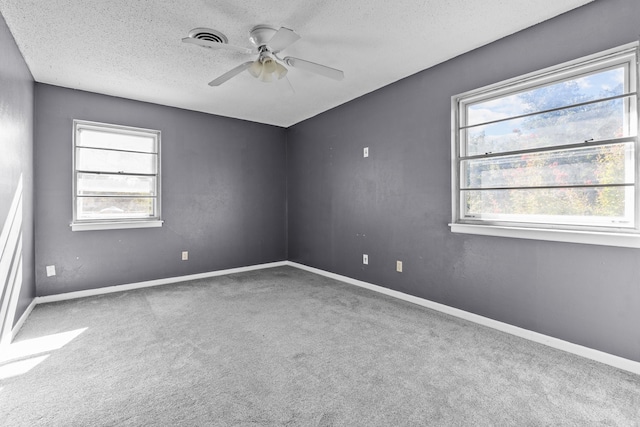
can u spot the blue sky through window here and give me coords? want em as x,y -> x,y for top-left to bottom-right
467,67 -> 625,134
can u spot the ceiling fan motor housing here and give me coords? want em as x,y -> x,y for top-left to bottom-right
249,25 -> 279,47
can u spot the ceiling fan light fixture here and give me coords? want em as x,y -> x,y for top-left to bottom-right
248,60 -> 262,78
263,58 -> 277,74
250,57 -> 288,83
259,70 -> 274,83
275,62 -> 288,79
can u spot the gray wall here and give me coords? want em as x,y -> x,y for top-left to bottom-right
35,85 -> 286,296
287,0 -> 640,362
0,12 -> 35,327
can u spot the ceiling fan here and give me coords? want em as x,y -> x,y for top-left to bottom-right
182,25 -> 345,87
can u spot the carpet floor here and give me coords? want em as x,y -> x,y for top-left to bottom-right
1,266 -> 639,426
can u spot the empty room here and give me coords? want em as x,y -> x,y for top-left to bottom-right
1,0 -> 640,425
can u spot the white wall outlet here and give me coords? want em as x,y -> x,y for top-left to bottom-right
396,260 -> 403,273
363,254 -> 369,265
46,265 -> 56,277
363,147 -> 369,158
182,251 -> 189,261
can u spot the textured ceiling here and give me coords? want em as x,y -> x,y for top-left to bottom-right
0,0 -> 593,127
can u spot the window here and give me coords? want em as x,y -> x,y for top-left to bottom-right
72,120 -> 162,231
451,43 -> 639,248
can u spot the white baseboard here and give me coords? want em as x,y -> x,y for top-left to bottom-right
15,259 -> 640,375
36,261 -> 288,304
10,298 -> 37,342
285,261 -> 640,375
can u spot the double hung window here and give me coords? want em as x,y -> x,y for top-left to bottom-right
451,43 -> 639,247
72,120 -> 162,231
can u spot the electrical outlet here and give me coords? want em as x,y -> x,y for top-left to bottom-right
46,265 -> 56,277
363,147 -> 369,158
182,251 -> 189,261
363,254 -> 369,265
396,260 -> 403,273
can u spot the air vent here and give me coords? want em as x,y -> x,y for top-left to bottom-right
187,28 -> 228,44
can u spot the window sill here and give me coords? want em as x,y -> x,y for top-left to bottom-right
449,223 -> 640,249
71,220 -> 163,231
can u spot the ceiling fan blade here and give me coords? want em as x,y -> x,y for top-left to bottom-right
283,57 -> 344,81
208,61 -> 254,86
182,37 -> 252,54
267,27 -> 301,53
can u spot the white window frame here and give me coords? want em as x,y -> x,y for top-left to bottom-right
71,120 -> 163,231
450,42 -> 640,248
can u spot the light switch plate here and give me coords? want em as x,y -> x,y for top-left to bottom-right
46,265 -> 56,277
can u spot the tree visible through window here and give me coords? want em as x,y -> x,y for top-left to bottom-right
452,43 -> 639,244
72,120 -> 162,231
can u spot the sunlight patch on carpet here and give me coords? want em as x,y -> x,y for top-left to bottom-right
0,327 -> 87,365
0,355 -> 49,380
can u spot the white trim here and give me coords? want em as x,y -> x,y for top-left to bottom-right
72,119 -> 162,230
450,223 -> 640,248
451,42 -> 640,245
285,261 -> 640,375
71,220 -> 163,231
14,259 -> 640,375
10,298 -> 36,343
36,261 -> 288,304
454,42 -> 639,104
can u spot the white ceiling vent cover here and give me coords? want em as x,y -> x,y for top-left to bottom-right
187,28 -> 228,44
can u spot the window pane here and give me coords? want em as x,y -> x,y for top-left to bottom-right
77,128 -> 157,153
76,147 -> 157,174
467,67 -> 625,126
462,186 -> 633,225
454,46 -> 638,240
462,143 -> 633,189
466,98 -> 629,156
77,173 -> 156,196
76,197 -> 156,220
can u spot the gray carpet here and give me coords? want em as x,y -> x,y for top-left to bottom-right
1,266 -> 639,426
